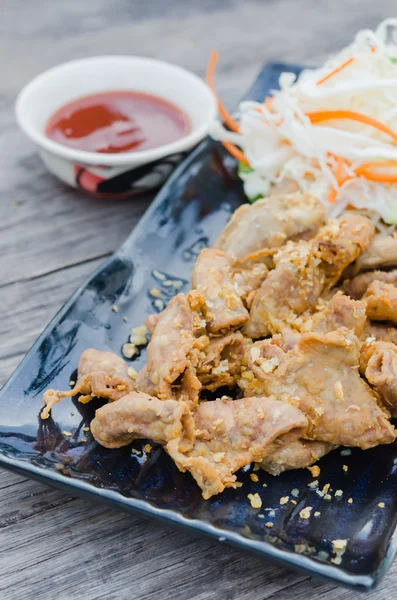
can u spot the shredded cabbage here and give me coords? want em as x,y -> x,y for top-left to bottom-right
210,19 -> 397,229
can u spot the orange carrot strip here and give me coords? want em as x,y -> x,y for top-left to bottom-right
335,156 -> 345,183
327,159 -> 342,204
222,141 -> 249,166
357,171 -> 397,183
355,160 -> 397,183
356,160 -> 397,171
306,110 -> 397,145
327,187 -> 338,204
206,51 -> 248,164
326,156 -> 352,204
316,57 -> 355,86
206,51 -> 240,133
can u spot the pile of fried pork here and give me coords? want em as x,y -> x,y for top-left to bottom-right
42,192 -> 397,499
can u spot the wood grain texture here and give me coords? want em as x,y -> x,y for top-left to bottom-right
1,1 -> 397,598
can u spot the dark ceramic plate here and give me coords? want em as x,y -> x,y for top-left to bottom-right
2,63 -> 397,591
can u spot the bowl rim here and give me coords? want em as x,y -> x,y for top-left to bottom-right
15,55 -> 218,167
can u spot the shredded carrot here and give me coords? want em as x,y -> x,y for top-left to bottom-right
356,159 -> 397,171
335,156 -> 345,183
306,110 -> 397,145
208,49 -> 397,184
355,160 -> 397,183
326,159 -> 397,189
206,50 -> 249,165
316,57 -> 355,86
326,156 -> 351,204
206,51 -> 240,133
221,141 -> 249,166
264,97 -> 273,110
356,171 -> 397,183
327,187 -> 338,204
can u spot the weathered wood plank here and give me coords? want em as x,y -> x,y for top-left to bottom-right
0,150 -> 150,286
264,566 -> 397,599
0,469 -> 310,600
1,464 -> 397,600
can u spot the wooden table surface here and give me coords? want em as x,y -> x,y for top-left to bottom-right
1,1 -> 397,598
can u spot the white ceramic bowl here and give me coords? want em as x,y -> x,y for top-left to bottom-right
15,56 -> 217,197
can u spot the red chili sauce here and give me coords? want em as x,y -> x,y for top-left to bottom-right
45,90 -> 191,154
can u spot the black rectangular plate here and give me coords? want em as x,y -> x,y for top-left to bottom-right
1,63 -> 397,591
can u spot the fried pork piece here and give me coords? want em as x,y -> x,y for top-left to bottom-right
261,439 -> 336,476
91,392 -> 195,450
136,293 -> 207,408
315,214 -> 374,289
231,263 -> 268,308
167,396 -> 308,499
272,329 -> 301,352
244,240 -> 324,338
269,291 -> 367,350
245,328 -> 395,449
362,322 -> 397,345
360,341 -> 397,417
41,349 -> 134,419
192,248 -> 248,333
302,292 -> 367,338
197,331 -> 248,391
352,234 -> 397,274
214,192 -> 326,260
321,286 -> 344,302
343,269 -> 397,299
234,248 -> 276,271
145,313 -> 160,335
245,215 -> 374,338
363,281 -> 397,323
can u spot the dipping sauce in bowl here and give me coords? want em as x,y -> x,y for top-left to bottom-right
16,55 -> 217,196
45,90 -> 192,154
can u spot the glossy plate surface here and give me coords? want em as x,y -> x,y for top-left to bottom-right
1,63 -> 397,590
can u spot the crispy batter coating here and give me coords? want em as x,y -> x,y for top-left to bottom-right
91,391 -> 195,451
92,392 -> 307,499
261,439 -> 336,476
196,331 -> 249,391
41,349 -> 134,419
352,234 -> 397,274
360,340 -> 397,417
214,192 -> 325,260
244,240 -> 324,338
363,281 -> 397,323
136,293 -> 207,408
192,248 -> 248,333
168,395 -> 308,499
245,215 -> 374,338
315,214 -> 374,289
245,328 -> 395,449
301,292 -> 367,338
231,263 -> 268,308
362,322 -> 397,345
343,269 -> 397,299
